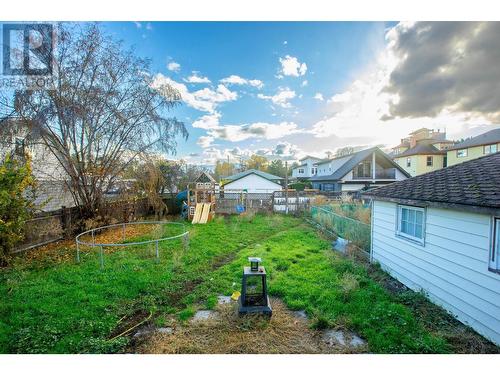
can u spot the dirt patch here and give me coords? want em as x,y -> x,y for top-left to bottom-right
17,223 -> 164,264
108,309 -> 153,340
136,299 -> 368,354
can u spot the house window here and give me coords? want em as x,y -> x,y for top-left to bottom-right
298,168 -> 305,174
406,158 -> 411,167
456,149 -> 468,158
484,144 -> 498,154
490,218 -> 500,273
426,156 -> 433,166
396,205 -> 425,244
311,167 -> 317,175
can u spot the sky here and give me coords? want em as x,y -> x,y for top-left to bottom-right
101,22 -> 500,165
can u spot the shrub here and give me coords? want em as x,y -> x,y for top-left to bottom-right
0,154 -> 36,263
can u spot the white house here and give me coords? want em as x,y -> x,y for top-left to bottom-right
291,155 -> 321,179
309,147 -> 409,192
363,153 -> 500,345
222,169 -> 283,194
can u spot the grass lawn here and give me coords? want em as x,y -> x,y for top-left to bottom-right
0,214 -> 497,353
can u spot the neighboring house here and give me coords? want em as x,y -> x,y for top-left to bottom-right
447,128 -> 500,167
308,147 -> 409,192
0,118 -> 75,211
391,127 -> 455,176
222,169 -> 283,193
291,155 -> 321,179
363,153 -> 500,345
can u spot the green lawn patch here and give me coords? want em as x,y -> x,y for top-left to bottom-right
1,214 -> 494,353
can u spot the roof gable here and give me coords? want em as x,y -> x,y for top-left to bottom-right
310,147 -> 410,181
224,169 -> 283,183
449,128 -> 500,150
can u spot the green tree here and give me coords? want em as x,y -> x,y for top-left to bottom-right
245,155 -> 268,171
0,155 -> 36,263
266,159 -> 287,178
214,160 -> 234,180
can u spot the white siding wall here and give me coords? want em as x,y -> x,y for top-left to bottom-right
224,174 -> 282,193
372,200 -> 500,345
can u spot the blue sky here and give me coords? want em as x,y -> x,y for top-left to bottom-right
103,21 -> 404,164
5,21 -> 497,165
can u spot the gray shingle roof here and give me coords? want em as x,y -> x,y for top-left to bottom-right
310,147 -> 410,181
449,128 -> 500,150
363,152 -> 500,214
395,142 -> 445,158
224,169 -> 283,182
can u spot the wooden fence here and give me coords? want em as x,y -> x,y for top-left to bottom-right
13,198 -> 151,253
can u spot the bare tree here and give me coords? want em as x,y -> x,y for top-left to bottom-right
2,23 -> 188,218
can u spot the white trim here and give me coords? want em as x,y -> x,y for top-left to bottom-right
489,217 -> 500,274
396,204 -> 426,245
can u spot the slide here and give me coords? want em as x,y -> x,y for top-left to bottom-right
191,203 -> 203,224
198,203 -> 212,224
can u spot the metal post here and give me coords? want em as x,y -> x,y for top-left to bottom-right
285,161 -> 289,214
76,242 -> 80,263
92,230 -> 95,246
183,233 -> 189,251
122,223 -> 126,241
100,246 -> 104,269
155,240 -> 159,260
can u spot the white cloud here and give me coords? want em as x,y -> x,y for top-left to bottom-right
310,22 -> 497,147
208,121 -> 301,143
167,61 -> 181,72
220,75 -> 263,89
192,112 -> 221,130
279,55 -> 307,77
301,80 -> 308,87
314,93 -> 324,101
151,74 -> 237,113
194,84 -> 238,103
184,72 -> 211,84
197,136 -> 215,148
257,87 -> 296,108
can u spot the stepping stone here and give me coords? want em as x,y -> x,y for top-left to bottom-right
322,329 -> 366,348
349,333 -> 365,348
323,329 -> 346,346
291,310 -> 308,320
156,327 -> 173,335
191,310 -> 218,322
217,295 -> 233,305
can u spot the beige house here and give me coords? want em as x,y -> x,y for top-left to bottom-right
391,128 -> 455,176
447,128 -> 500,166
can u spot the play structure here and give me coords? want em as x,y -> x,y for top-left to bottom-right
185,172 -> 218,224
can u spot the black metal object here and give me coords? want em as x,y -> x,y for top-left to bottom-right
238,258 -> 272,317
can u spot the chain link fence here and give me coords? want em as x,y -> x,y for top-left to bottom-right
310,205 -> 371,251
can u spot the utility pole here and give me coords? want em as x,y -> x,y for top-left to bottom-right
285,160 -> 288,214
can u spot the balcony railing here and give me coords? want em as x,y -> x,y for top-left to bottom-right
352,168 -> 396,180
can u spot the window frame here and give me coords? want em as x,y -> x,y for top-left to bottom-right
298,168 -> 305,174
396,205 -> 426,245
456,149 -> 468,158
426,156 -> 433,166
489,217 -> 500,274
484,144 -> 498,155
406,157 -> 411,167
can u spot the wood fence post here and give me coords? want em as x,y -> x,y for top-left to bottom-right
61,206 -> 72,238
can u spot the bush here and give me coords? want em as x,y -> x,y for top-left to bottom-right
0,154 -> 36,263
